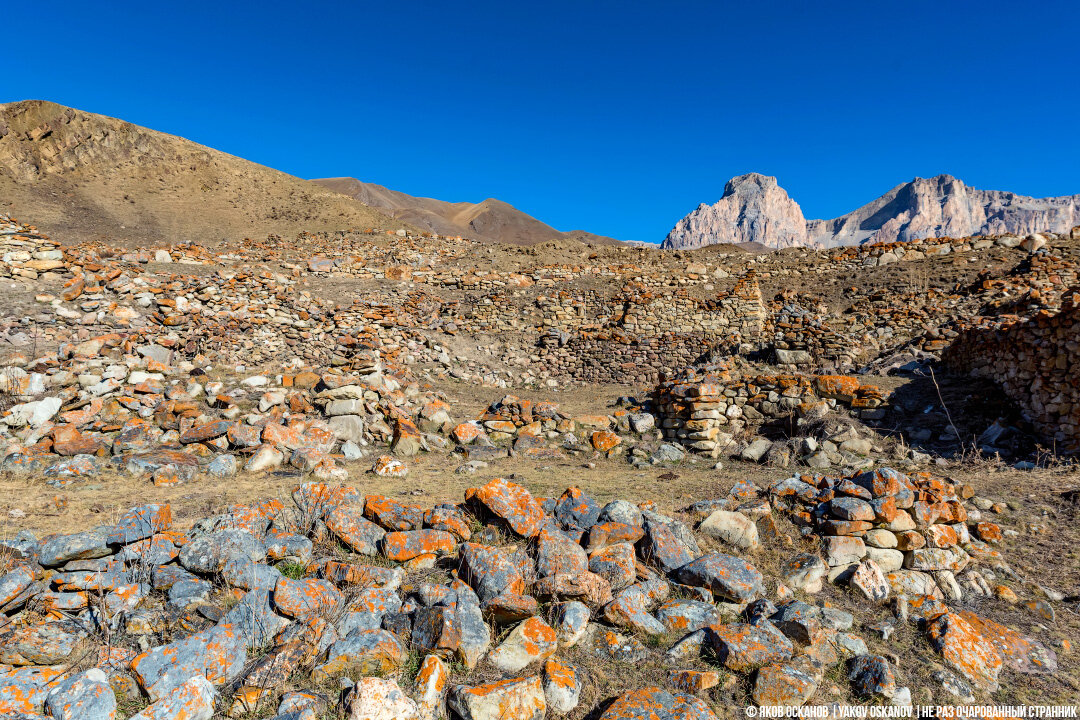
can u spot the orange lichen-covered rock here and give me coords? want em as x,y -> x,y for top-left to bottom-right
130,624 -> 247,701
107,503 -> 172,545
956,610 -> 1057,676
326,504 -> 385,556
365,495 -> 424,530
346,677 -> 419,719
451,422 -> 485,445
458,542 -> 526,602
585,521 -> 645,550
0,565 -> 37,608
127,675 -> 215,719
704,623 -> 794,672
974,521 -> 1003,544
0,666 -> 63,715
846,654 -> 896,700
483,593 -> 540,624
926,610 -> 1004,692
752,656 -> 820,707
552,486 -> 602,531
317,629 -> 407,680
639,520 -> 695,573
272,577 -> 344,619
179,419 -> 235,445
448,676 -> 546,720
851,468 -> 903,498
381,530 -> 457,562
415,654 -> 449,720
425,504 -> 473,541
391,417 -> 422,456
536,526 -> 588,577
598,687 -> 717,720
588,543 -> 637,590
0,621 -> 88,665
261,422 -> 305,450
814,375 -> 860,401
674,552 -> 764,602
292,482 -> 361,518
413,606 -> 462,657
925,524 -> 959,548
466,478 -> 544,538
372,454 -> 409,478
43,668 -> 116,720
533,571 -> 614,608
543,657 -> 581,714
654,599 -> 720,633
590,430 -> 622,453
488,617 -> 558,673
318,560 -> 401,588
669,669 -> 719,694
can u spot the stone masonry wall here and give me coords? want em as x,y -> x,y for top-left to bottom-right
536,331 -> 720,386
944,286 -> 1080,454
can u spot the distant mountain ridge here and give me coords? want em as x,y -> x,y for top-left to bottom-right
663,173 -> 1080,250
313,177 -> 621,246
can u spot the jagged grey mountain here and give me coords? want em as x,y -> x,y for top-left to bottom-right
662,174 -> 809,250
663,173 -> 1080,250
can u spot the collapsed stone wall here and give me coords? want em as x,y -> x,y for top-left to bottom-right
944,287 -> 1080,454
653,367 -> 890,455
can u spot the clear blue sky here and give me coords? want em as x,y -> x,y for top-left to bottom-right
6,1 -> 1079,243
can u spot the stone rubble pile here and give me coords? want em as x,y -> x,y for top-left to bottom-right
768,468 -> 1001,605
653,366 -> 890,461
0,469 -> 1063,718
0,342 -> 451,483
448,395 -> 665,466
1,217 -> 69,283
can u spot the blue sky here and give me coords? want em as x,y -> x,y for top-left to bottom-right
5,1 -> 1078,242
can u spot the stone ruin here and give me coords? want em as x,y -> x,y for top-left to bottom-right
0,469 -> 1060,718
945,286 -> 1080,455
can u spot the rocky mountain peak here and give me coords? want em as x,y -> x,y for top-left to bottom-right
723,172 -> 779,194
661,173 -> 810,250
666,172 -> 1080,250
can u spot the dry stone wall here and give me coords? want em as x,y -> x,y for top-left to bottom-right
533,274 -> 766,384
944,287 -> 1080,454
536,331 -> 719,385
653,366 -> 890,455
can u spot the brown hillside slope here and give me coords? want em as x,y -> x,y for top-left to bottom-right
314,176 -> 622,246
0,100 -> 406,246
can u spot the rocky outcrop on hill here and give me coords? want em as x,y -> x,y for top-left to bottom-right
665,173 -> 1080,250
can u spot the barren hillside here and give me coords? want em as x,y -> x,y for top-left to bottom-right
0,100 -> 406,247
315,177 -> 623,246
